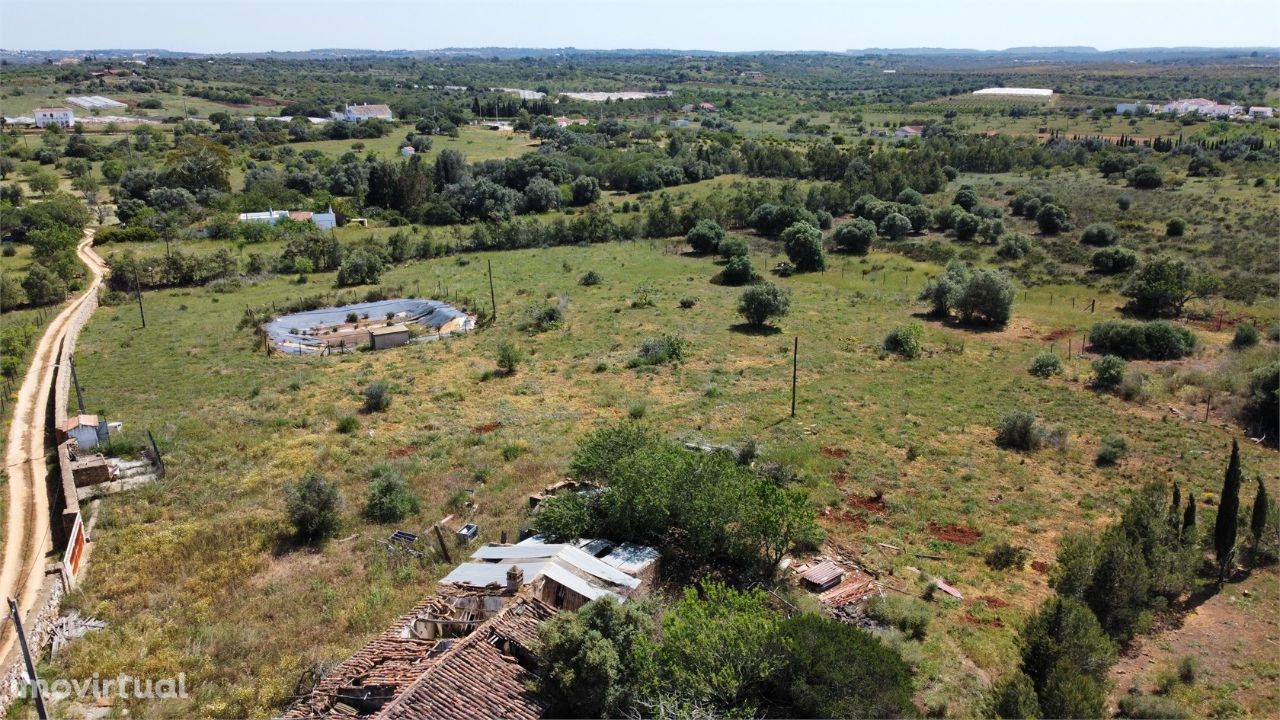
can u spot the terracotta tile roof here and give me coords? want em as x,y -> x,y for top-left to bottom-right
380,597 -> 556,720
283,593 -> 555,720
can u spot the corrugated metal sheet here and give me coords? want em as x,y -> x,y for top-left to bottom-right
539,562 -> 616,602
600,543 -> 660,575
439,562 -> 546,588
801,560 -> 845,589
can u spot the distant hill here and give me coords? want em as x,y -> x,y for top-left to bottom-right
1,46 -> 1277,64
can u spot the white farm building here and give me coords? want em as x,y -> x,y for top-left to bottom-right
973,87 -> 1053,97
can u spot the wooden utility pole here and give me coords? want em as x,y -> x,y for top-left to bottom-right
432,524 -> 453,564
132,267 -> 146,328
487,259 -> 497,321
790,336 -> 799,418
8,597 -> 49,720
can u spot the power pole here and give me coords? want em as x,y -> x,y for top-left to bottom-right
790,336 -> 799,418
8,597 -> 49,720
132,266 -> 146,328
487,259 -> 497,322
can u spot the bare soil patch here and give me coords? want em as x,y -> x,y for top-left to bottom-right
927,521 -> 983,545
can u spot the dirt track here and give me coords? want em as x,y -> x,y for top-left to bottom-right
0,231 -> 105,663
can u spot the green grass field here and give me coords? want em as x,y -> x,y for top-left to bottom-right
44,232 -> 1279,717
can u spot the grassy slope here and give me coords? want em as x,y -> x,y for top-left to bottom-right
49,235 -> 1279,717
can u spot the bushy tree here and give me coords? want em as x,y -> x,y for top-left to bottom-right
720,255 -> 759,286
523,176 -> 561,213
1126,163 -> 1163,189
896,187 -> 924,206
953,184 -> 979,211
21,262 -> 67,306
1091,247 -> 1137,274
1080,223 -> 1120,246
537,596 -> 656,718
920,260 -> 970,317
772,613 -> 916,719
1121,255 -> 1220,317
286,472 -> 342,544
1241,362 -> 1279,440
953,211 -> 981,242
1039,659 -> 1107,720
780,221 -> 825,272
997,233 -> 1032,260
956,268 -> 1015,326
1019,597 -> 1115,693
434,148 -> 467,185
335,247 -> 385,286
570,175 -> 601,206
718,235 -> 750,260
832,218 -> 875,255
0,272 -> 26,309
738,282 -> 791,327
686,219 -> 726,255
1166,217 -> 1186,237
1035,204 -> 1071,235
991,671 -> 1041,720
878,212 -> 913,240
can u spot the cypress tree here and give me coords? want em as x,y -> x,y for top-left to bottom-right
1214,440 -> 1242,584
1182,497 -> 1196,541
1170,483 -> 1182,527
1251,480 -> 1269,559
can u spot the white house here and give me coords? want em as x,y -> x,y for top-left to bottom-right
343,103 -> 393,122
237,206 -> 336,230
1249,106 -> 1275,119
33,107 -> 75,128
895,125 -> 925,140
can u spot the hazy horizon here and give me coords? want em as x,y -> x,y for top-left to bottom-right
2,0 -> 1278,54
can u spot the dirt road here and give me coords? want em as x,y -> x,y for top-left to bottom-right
0,230 -> 105,662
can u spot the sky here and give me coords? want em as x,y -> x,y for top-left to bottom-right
1,0 -> 1278,53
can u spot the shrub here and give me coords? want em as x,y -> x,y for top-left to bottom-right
781,221 -> 826,272
864,595 -> 930,639
956,268 -> 1015,327
883,324 -> 924,359
738,282 -> 791,327
678,296 -> 697,309
721,255 -> 759,285
1092,355 -> 1127,391
986,543 -> 1030,570
833,218 -> 876,255
364,466 -> 420,522
996,410 -> 1044,451
1080,223 -> 1120,246
1232,324 -> 1259,349
686,219 -> 726,255
996,233 -> 1032,260
362,380 -> 392,412
1091,246 -> 1138,274
1117,195 -> 1132,211
1096,435 -> 1128,466
286,472 -> 341,544
1040,660 -> 1107,720
523,303 -> 564,332
579,270 -> 603,286
990,672 -> 1041,720
1029,352 -> 1063,378
1127,163 -> 1163,189
1240,362 -> 1279,440
718,235 -> 750,260
628,334 -> 686,367
335,248 -> 385,287
1166,217 -> 1186,237
496,340 -> 523,374
1117,695 -> 1188,720
336,415 -> 359,434
1035,204 -> 1071,235
878,212 -> 913,240
1089,320 -> 1196,360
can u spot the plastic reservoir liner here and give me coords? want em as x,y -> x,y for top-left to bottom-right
264,298 -> 470,351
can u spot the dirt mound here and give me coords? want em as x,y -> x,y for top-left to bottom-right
980,595 -> 1010,609
1042,327 -> 1075,342
927,521 -> 982,545
848,494 -> 889,516
472,422 -> 502,434
821,446 -> 849,459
